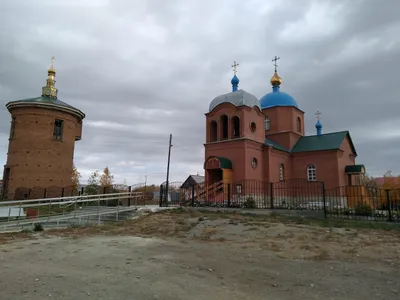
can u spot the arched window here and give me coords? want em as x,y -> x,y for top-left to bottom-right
210,120 -> 217,142
296,117 -> 301,132
264,116 -> 270,130
220,115 -> 229,139
251,158 -> 258,168
307,164 -> 317,181
231,116 -> 240,138
279,164 -> 284,181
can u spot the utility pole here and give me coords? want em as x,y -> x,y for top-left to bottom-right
165,134 -> 172,206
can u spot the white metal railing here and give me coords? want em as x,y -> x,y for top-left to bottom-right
0,192 -> 149,232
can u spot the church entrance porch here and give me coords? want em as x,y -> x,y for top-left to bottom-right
203,156 -> 233,203
204,156 -> 233,185
208,169 -> 223,185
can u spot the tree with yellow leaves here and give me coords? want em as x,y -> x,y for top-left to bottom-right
382,170 -> 400,189
71,164 -> 81,192
100,166 -> 114,193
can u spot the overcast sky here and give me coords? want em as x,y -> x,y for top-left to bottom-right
0,0 -> 399,185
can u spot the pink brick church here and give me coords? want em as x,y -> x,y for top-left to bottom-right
203,59 -> 365,193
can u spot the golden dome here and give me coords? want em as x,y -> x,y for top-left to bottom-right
270,71 -> 282,86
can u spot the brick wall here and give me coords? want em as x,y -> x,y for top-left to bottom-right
3,106 -> 83,199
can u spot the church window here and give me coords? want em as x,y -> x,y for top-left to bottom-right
307,164 -> 317,181
231,116 -> 240,138
220,115 -> 228,140
53,119 -> 64,140
210,121 -> 218,142
250,122 -> 256,132
279,164 -> 284,181
236,184 -> 242,194
296,117 -> 301,132
9,117 -> 16,139
264,116 -> 270,130
251,158 -> 258,168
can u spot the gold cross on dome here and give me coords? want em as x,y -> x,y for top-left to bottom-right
315,110 -> 322,120
272,56 -> 280,72
51,56 -> 55,68
231,61 -> 239,75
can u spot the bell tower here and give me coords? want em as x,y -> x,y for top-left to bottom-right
2,57 -> 85,200
204,62 -> 265,187
259,56 -> 305,150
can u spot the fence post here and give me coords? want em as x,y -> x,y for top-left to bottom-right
191,185 -> 195,207
165,182 -> 169,208
61,188 -> 65,198
263,183 -> 268,208
81,187 -> 84,195
43,188 -> 47,199
128,186 -> 132,206
159,185 -> 164,207
227,184 -> 231,207
269,182 -> 274,209
385,189 -> 393,222
322,182 -> 327,219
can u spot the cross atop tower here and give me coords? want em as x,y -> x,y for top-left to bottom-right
231,61 -> 239,75
272,56 -> 280,72
315,109 -> 322,120
51,56 -> 55,68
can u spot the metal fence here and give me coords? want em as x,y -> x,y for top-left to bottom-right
6,185 -> 133,201
0,191 -> 153,232
159,179 -> 400,223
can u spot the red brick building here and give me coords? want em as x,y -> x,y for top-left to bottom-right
1,58 -> 85,200
204,62 -> 365,193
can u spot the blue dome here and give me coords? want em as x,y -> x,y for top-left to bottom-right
231,75 -> 239,85
315,120 -> 322,129
259,86 -> 298,109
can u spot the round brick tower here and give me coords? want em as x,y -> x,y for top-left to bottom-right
1,57 -> 85,200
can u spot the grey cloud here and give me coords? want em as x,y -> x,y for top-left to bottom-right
0,0 -> 399,185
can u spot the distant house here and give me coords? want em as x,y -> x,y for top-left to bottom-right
179,175 -> 205,202
152,191 -> 160,200
180,175 -> 205,189
373,177 -> 400,187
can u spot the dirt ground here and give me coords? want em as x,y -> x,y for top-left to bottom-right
0,209 -> 399,299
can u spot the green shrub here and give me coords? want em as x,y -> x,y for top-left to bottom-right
243,197 -> 257,209
33,223 -> 44,232
354,204 -> 373,216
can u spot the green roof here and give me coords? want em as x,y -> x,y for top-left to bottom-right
203,156 -> 232,169
265,131 -> 357,156
345,164 -> 365,174
215,156 -> 232,169
265,138 -> 290,152
6,96 -> 85,119
291,131 -> 356,155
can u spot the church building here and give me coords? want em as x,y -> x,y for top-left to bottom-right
204,59 -> 365,191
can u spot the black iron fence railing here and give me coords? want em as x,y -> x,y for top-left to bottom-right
159,179 -> 400,223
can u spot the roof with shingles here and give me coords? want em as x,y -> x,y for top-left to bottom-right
180,175 -> 205,189
265,131 -> 357,155
6,96 -> 85,119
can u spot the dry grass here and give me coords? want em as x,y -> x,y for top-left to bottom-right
2,209 -> 400,264
0,231 -> 34,245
